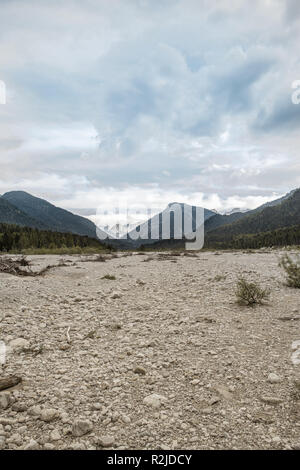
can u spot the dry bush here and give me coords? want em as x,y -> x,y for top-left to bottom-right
235,278 -> 270,306
101,274 -> 116,280
279,254 -> 300,288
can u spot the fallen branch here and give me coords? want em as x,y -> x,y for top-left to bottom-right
0,256 -> 64,277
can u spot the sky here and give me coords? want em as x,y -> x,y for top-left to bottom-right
1,0 -> 300,219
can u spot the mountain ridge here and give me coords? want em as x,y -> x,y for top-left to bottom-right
2,191 -> 98,239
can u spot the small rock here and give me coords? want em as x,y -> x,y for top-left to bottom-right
214,385 -> 233,400
143,394 -> 167,409
72,419 -> 93,437
260,396 -> 283,405
44,443 -> 55,450
0,436 -> 5,450
9,338 -> 30,352
294,377 -> 300,390
91,403 -> 102,411
24,439 -> 39,450
267,373 -> 281,384
134,366 -> 146,375
28,405 -> 42,416
111,292 -> 121,299
12,403 -> 27,412
252,411 -> 274,424
98,436 -> 115,448
40,408 -> 58,422
121,415 -> 131,424
191,379 -> 200,385
0,393 -> 11,410
50,429 -> 61,441
69,442 -> 86,450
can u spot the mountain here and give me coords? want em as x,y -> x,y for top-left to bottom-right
205,188 -> 300,247
2,191 -> 98,238
204,211 -> 247,233
1,189 -> 298,250
204,190 -> 294,234
0,197 -> 47,229
251,189 -> 296,213
123,203 -> 216,247
222,208 -> 250,215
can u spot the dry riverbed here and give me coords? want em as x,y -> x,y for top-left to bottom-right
0,250 -> 300,450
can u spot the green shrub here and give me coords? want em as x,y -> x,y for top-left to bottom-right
101,274 -> 116,280
214,274 -> 227,282
279,254 -> 300,288
235,278 -> 270,306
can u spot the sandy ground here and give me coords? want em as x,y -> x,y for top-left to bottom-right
0,250 -> 300,450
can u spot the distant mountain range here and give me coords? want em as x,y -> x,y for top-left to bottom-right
139,188 -> 300,250
205,188 -> 300,247
0,188 -> 299,250
121,203 -> 216,248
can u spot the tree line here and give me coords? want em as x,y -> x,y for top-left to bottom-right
205,224 -> 300,249
0,223 -> 106,252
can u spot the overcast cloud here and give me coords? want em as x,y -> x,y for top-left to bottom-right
0,0 -> 300,216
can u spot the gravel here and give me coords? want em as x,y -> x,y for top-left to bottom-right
0,250 -> 300,450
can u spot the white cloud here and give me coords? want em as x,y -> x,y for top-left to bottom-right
0,0 -> 300,213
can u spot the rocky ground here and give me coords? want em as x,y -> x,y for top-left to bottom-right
0,249 -> 300,450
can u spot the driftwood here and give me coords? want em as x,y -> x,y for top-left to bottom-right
0,256 -> 60,277
0,376 -> 22,391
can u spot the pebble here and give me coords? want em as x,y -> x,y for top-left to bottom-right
260,396 -> 283,405
44,443 -> 55,450
98,436 -> 115,448
0,393 -> 11,410
50,429 -> 61,441
267,373 -> 281,384
143,394 -> 168,409
9,338 -> 30,352
24,439 -> 39,450
72,419 -> 93,437
40,408 -> 59,422
134,366 -> 146,375
0,436 -> 5,450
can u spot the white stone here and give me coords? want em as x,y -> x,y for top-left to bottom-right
72,419 -> 93,437
50,429 -> 61,441
267,373 -> 281,384
143,394 -> 168,409
98,436 -> 115,447
9,338 -> 29,352
24,439 -> 39,450
40,408 -> 58,422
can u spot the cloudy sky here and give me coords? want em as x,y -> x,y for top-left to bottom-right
1,0 -> 300,218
